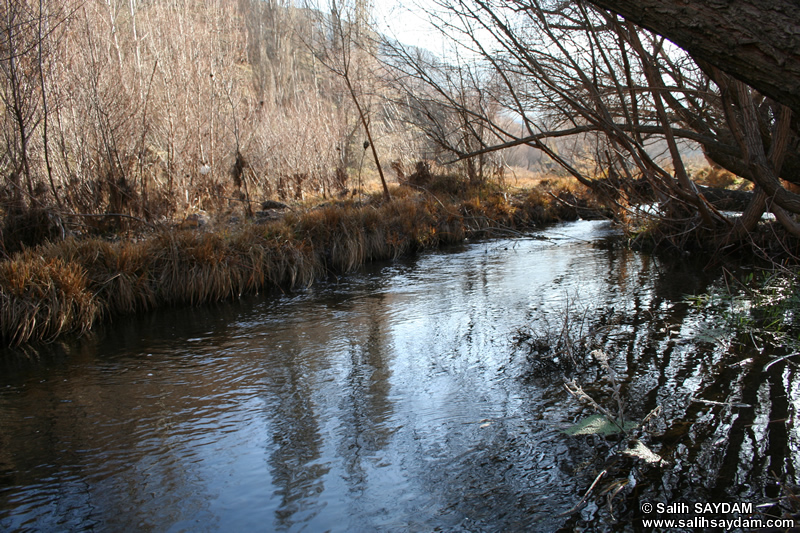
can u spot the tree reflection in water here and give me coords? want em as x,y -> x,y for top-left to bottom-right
1,220 -> 798,531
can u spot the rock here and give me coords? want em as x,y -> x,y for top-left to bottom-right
256,210 -> 283,221
696,185 -> 753,212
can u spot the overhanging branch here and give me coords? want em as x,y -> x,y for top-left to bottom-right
444,123 -> 737,164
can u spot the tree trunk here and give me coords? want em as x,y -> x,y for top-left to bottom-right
587,0 -> 800,115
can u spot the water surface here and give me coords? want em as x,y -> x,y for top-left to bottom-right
1,220 -> 797,531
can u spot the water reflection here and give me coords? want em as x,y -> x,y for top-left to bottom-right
0,220 -> 797,531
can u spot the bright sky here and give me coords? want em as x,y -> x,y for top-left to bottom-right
373,1 -> 453,55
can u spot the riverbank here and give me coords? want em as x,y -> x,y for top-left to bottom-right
0,180 -> 608,347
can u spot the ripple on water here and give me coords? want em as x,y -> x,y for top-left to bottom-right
0,220 -> 789,532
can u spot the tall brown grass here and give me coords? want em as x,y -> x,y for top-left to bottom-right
0,254 -> 98,345
0,182 -> 604,347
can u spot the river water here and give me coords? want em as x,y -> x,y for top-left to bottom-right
1,220 -> 798,531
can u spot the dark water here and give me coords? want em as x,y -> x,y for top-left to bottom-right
1,220 -> 798,531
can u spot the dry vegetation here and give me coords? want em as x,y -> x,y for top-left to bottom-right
3,0 -> 796,347
0,177 -> 605,347
0,0 -> 437,253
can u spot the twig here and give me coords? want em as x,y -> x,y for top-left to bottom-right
564,379 -> 625,433
468,226 -> 526,237
690,397 -> 752,408
557,469 -> 608,517
763,353 -> 800,372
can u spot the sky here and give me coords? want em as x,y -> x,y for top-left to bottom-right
301,0 -> 479,58
372,1 -> 452,54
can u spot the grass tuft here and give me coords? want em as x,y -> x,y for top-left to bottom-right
0,180 -> 605,347
0,254 -> 99,345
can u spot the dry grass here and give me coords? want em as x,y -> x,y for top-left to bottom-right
0,179 -> 606,347
692,165 -> 752,190
0,254 -> 99,345
500,166 -> 554,189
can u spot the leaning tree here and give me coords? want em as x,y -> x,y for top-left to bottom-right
587,0 -> 800,117
587,0 -> 800,239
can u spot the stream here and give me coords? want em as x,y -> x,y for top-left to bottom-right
1,219 -> 798,531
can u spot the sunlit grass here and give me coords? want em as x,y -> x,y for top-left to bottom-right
0,177 -> 605,347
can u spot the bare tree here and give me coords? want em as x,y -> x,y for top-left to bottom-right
306,0 -> 391,200
386,0 -> 800,246
1,0 -> 43,209
383,41 -> 506,184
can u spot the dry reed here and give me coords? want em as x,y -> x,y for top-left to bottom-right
0,183 -> 603,347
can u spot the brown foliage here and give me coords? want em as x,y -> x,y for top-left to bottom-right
0,183 -> 608,346
0,0 -> 412,228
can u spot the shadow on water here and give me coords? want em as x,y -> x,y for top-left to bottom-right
0,219 -> 798,531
